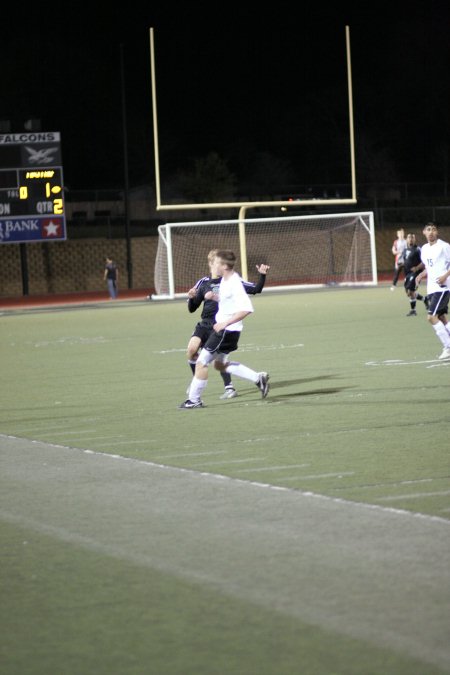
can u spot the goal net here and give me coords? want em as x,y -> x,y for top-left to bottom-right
152,212 -> 377,299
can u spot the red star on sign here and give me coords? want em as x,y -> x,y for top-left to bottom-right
42,219 -> 62,237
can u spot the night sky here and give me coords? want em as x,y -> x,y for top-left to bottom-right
2,1 -> 449,194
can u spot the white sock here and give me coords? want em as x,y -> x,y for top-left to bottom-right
433,322 -> 450,348
188,377 -> 207,402
225,362 -> 259,383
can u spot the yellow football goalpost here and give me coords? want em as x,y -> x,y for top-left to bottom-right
149,26 -> 356,212
148,26 -> 371,294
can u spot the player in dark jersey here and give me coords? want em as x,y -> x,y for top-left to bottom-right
186,250 -> 269,398
403,233 -> 426,316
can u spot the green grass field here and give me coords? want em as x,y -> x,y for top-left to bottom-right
1,287 -> 449,674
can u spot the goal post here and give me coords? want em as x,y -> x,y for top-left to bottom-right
149,26 -> 357,212
152,212 -> 377,299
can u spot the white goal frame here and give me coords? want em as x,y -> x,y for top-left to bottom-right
152,211 -> 377,300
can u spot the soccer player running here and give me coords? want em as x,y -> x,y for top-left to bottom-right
186,250 -> 269,399
179,249 -> 269,408
403,233 -> 427,316
415,222 -> 450,360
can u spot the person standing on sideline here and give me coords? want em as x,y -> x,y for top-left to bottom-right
179,249 -> 269,408
391,228 -> 407,290
104,257 -> 119,299
186,250 -> 269,399
415,222 -> 450,360
403,233 -> 426,316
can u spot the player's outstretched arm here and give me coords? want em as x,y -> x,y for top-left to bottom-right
245,264 -> 270,294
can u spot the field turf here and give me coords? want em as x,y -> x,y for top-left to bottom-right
1,286 -> 449,674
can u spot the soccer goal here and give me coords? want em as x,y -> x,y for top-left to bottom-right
152,211 -> 377,299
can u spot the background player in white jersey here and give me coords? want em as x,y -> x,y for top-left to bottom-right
179,250 -> 269,408
390,228 -> 407,290
415,222 -> 450,359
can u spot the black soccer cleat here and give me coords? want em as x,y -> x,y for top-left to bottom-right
406,309 -> 417,316
178,399 -> 205,409
256,372 -> 270,399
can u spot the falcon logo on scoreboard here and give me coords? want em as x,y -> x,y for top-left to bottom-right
24,146 -> 59,165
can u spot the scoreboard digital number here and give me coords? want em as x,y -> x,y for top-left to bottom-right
0,131 -> 66,244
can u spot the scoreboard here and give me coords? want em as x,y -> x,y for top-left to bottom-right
0,131 -> 66,244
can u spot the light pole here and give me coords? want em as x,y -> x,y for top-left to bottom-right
120,43 -> 132,288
